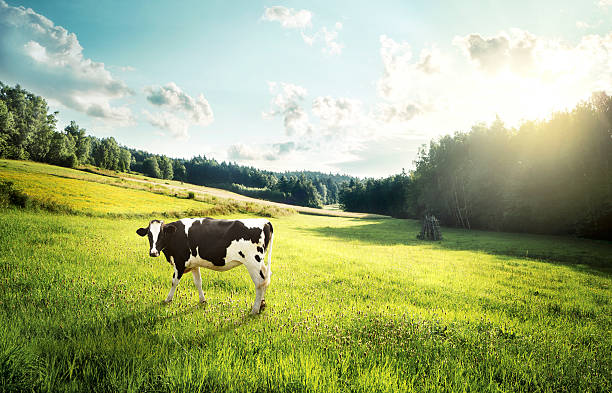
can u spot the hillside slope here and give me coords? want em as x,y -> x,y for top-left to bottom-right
0,159 -> 387,218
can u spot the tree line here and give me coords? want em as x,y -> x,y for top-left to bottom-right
340,93 -> 612,239
0,82 -> 350,209
129,150 -> 339,207
0,83 -> 132,171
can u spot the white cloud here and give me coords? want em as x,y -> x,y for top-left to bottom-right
321,26 -> 344,55
453,29 -> 539,75
145,82 -> 213,126
228,143 -> 260,161
312,96 -> 366,129
143,110 -> 190,141
143,82 -> 214,140
375,35 -> 446,129
375,102 -> 423,123
263,82 -> 312,136
301,31 -> 315,46
371,29 -> 612,143
0,0 -> 133,124
300,23 -> 344,55
228,141 -> 304,162
262,6 -> 312,29
453,29 -> 612,91
262,7 -> 343,55
258,29 -> 612,176
598,0 -> 612,9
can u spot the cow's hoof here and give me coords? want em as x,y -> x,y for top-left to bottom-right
163,299 -> 172,305
260,299 -> 267,311
199,299 -> 207,306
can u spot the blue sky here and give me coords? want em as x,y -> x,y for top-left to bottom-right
1,1 -> 611,177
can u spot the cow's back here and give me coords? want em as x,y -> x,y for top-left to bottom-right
177,218 -> 268,266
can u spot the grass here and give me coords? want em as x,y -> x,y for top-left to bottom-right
0,161 -> 610,392
0,160 -> 293,218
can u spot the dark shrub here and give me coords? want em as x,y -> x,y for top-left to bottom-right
0,181 -> 28,208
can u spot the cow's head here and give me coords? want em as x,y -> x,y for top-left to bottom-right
136,220 -> 176,257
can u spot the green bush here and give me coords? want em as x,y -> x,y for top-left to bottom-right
0,181 -> 28,208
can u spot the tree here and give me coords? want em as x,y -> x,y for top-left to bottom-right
118,148 -> 131,172
158,155 -> 173,179
173,160 -> 187,181
47,132 -> 77,167
142,156 -> 161,178
0,100 -> 15,158
64,121 -> 90,164
0,83 -> 58,160
93,137 -> 121,170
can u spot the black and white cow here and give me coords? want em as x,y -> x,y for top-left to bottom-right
137,217 -> 273,314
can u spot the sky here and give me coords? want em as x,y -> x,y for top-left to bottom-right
1,0 -> 611,177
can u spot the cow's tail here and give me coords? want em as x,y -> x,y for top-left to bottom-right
266,222 -> 274,275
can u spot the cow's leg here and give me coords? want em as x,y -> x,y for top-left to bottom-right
251,287 -> 264,314
246,265 -> 267,314
259,262 -> 272,310
191,267 -> 206,303
164,266 -> 183,303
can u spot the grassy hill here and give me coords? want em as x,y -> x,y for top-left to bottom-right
0,160 -> 610,392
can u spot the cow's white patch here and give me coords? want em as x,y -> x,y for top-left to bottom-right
184,245 -> 242,272
238,218 -> 267,230
165,264 -> 180,303
150,221 -> 162,254
191,268 -> 205,303
180,218 -> 202,236
225,238 -> 260,267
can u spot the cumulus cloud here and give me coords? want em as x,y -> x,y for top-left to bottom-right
0,0 -> 134,124
321,26 -> 344,55
453,29 -> 612,87
453,29 -> 538,74
145,82 -> 214,126
228,140 -> 305,162
263,82 -> 312,136
143,82 -> 214,140
377,35 -> 444,102
300,22 -> 344,55
312,96 -> 365,129
228,144 -> 260,161
262,7 -> 343,55
372,29 -> 612,140
143,111 -> 190,141
262,6 -> 312,29
375,102 -> 423,123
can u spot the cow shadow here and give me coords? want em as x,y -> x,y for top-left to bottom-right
305,218 -> 612,276
43,300 -> 258,357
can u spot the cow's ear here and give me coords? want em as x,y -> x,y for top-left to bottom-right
136,227 -> 148,237
163,224 -> 176,235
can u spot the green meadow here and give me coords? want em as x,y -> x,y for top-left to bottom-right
0,160 -> 610,392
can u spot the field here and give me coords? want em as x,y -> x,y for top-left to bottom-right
0,160 -> 611,392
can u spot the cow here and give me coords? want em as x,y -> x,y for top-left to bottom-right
136,217 -> 274,314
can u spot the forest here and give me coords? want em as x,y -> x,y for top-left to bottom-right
2,82 -> 610,238
0,82 -> 348,208
339,93 -> 612,239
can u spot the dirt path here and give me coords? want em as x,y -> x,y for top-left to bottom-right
122,175 -> 388,219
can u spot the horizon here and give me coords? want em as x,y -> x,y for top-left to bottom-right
1,0 -> 611,178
